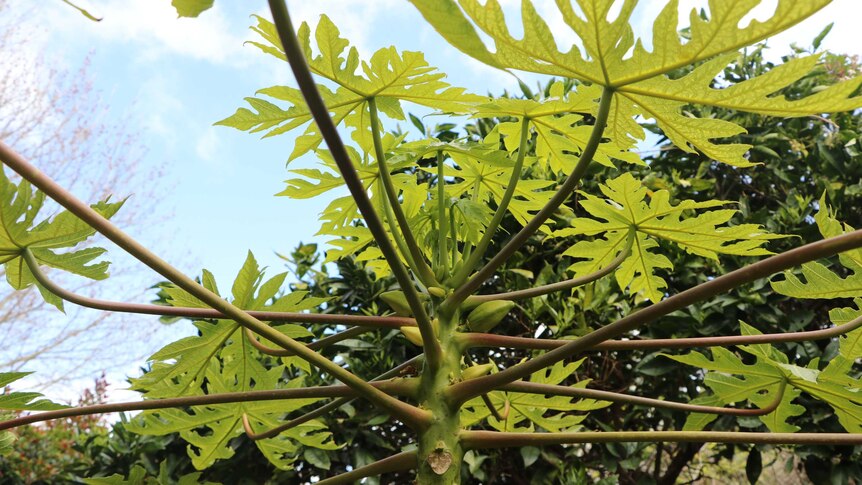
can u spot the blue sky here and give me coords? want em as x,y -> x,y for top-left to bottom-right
5,0 -> 862,400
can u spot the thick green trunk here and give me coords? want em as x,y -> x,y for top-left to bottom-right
416,312 -> 464,485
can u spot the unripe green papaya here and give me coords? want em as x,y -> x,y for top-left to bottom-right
400,326 -> 423,346
462,363 -> 495,380
427,286 -> 447,298
467,300 -> 515,333
380,290 -> 412,316
459,296 -> 482,311
434,265 -> 448,282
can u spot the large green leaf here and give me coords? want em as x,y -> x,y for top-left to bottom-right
772,194 -> 862,299
132,251 -> 323,398
664,337 -> 798,433
442,149 -> 554,229
128,368 -> 336,471
555,173 -> 779,303
0,170 -> 122,310
461,360 -> 609,432
411,0 -> 862,167
218,15 -> 483,161
128,252 -> 334,469
474,82 -> 643,171
667,322 -> 862,434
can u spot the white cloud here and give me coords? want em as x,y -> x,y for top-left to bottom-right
33,0 -> 251,67
195,126 -> 226,166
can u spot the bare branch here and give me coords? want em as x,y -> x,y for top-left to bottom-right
23,251 -> 414,329
499,379 -> 786,416
0,379 -> 418,431
317,450 -> 418,485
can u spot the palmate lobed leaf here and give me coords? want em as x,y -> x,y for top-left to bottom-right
555,173 -> 779,303
128,366 -> 335,471
218,14 -> 484,162
411,0 -> 862,167
665,323 -> 804,433
0,169 -> 122,310
462,360 -> 609,432
443,149 -> 554,229
772,194 -> 862,299
128,252 -> 332,470
476,82 -> 643,172
281,131 -> 563,272
278,129 -> 431,275
132,251 -> 324,398
667,322 -> 862,434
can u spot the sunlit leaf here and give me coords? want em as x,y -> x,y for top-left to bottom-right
218,15 -> 483,161
411,0 -> 862,166
0,170 -> 122,310
555,173 -> 779,303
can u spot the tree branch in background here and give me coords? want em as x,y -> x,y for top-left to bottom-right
0,1 -> 164,383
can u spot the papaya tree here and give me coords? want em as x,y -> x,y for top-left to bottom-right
3,1 -> 862,484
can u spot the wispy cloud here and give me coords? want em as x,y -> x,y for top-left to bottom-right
36,0 -> 251,67
195,126 -> 227,167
